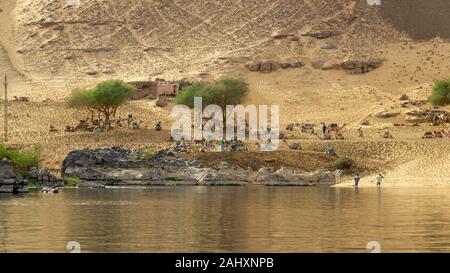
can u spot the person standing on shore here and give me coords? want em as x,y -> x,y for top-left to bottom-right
376,174 -> 384,187
354,173 -> 361,187
220,138 -> 225,151
335,169 -> 342,184
322,123 -> 327,135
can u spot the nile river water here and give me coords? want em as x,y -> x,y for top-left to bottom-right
1,186 -> 450,253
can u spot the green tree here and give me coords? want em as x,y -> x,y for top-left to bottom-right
66,80 -> 135,128
175,82 -> 208,108
176,77 -> 248,117
90,80 -> 135,126
66,88 -> 96,121
430,79 -> 450,106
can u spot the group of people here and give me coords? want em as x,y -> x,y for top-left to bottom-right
335,169 -> 385,187
199,136 -> 241,152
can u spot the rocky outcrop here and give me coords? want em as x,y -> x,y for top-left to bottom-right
375,110 -> 400,119
27,167 -> 58,187
405,108 -> 449,124
301,30 -> 339,39
61,146 -> 249,186
321,59 -> 383,74
0,159 -> 28,194
61,146 -> 334,187
246,59 -> 304,73
255,167 -> 334,186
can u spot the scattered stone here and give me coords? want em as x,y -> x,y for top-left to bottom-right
301,123 -> 315,132
288,142 -> 301,150
12,96 -> 29,102
405,108 -> 449,124
132,121 -> 140,129
399,94 -> 409,101
246,60 -> 302,72
272,32 -> 296,39
260,60 -> 277,73
54,25 -> 64,31
245,61 -> 260,72
360,119 -> 370,126
335,133 -> 345,140
301,30 -> 338,39
375,111 -> 400,119
198,72 -> 209,78
65,126 -> 76,132
256,167 -> 333,185
311,58 -> 327,69
102,69 -> 114,74
49,125 -> 58,132
93,126 -> 103,132
422,131 -> 434,139
381,131 -> 393,139
336,59 -> 383,74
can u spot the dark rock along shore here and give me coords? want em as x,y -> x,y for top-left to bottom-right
61,144 -> 334,187
0,158 -> 28,193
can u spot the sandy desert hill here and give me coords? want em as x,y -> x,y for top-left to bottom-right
0,0 -> 397,80
0,0 -> 449,184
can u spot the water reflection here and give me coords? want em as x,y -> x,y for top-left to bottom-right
1,186 -> 450,252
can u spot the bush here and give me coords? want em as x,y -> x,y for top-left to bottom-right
429,79 -> 450,106
335,157 -> 353,170
176,77 -> 248,112
66,80 -> 135,127
64,176 -> 81,187
143,148 -> 156,161
0,144 -> 41,176
27,179 -> 38,188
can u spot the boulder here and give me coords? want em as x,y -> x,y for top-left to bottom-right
246,61 -> 260,72
399,94 -> 409,101
360,119 -> 370,126
0,158 -> 27,193
289,142 -> 301,150
260,60 -> 277,73
375,111 -> 400,119
335,59 -> 383,74
257,167 -> 334,185
302,30 -> 338,39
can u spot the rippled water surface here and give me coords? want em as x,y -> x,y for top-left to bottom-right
1,186 -> 450,252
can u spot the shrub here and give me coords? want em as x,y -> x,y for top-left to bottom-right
0,144 -> 41,176
429,79 -> 450,106
335,157 -> 353,170
175,82 -> 208,108
64,176 -> 81,187
66,80 -> 135,127
27,179 -> 38,188
143,148 -> 156,161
